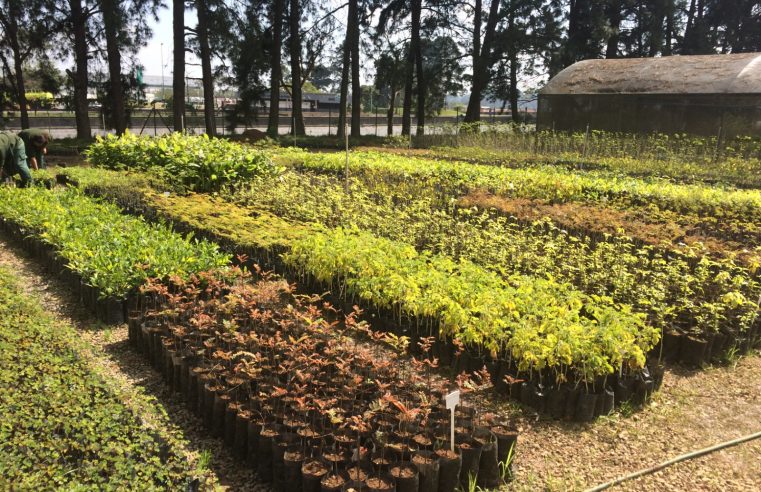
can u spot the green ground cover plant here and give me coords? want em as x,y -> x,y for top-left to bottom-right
0,267 -> 192,489
0,186 -> 229,298
86,131 -> 281,192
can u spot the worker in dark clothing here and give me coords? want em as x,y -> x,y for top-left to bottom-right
18,128 -> 50,171
0,132 -> 32,187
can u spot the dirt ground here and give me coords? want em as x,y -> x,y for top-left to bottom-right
503,357 -> 761,491
0,232 -> 759,491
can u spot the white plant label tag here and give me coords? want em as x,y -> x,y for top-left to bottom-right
445,390 -> 460,410
445,390 -> 460,451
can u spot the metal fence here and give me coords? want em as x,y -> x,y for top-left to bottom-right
1,109 -> 518,139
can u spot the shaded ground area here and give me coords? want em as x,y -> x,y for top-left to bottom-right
1,229 -> 760,491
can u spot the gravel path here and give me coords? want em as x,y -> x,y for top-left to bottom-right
0,233 -> 266,491
1,229 -> 760,492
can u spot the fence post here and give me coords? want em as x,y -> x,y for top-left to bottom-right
583,123 -> 590,157
328,107 -> 332,136
344,117 -> 349,194
714,122 -> 723,163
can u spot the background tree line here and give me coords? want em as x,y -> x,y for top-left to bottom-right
1,0 -> 760,139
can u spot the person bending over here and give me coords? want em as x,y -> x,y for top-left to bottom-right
18,128 -> 50,171
0,132 -> 33,188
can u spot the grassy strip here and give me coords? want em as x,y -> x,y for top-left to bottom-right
0,266 -> 193,489
0,186 -> 229,299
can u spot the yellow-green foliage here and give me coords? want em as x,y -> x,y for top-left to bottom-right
277,148 -> 761,225
59,166 -> 315,253
0,186 -> 229,298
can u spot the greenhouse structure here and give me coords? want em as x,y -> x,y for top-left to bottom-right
537,52 -> 761,137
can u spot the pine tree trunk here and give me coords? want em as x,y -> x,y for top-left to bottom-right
605,0 -> 621,58
401,2 -> 416,137
173,0 -> 185,132
463,0 -> 481,123
337,36 -> 350,138
664,0 -> 674,55
103,0 -> 127,134
509,51 -> 519,122
7,21 -> 29,129
70,0 -> 91,138
464,0 -> 500,124
386,88 -> 395,136
412,0 -> 424,137
349,0 -> 361,137
683,0 -> 697,52
648,0 -> 666,56
288,0 -> 305,135
267,0 -> 284,136
401,66 -> 412,135
196,0 -> 216,136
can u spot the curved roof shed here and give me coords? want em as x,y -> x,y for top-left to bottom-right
537,53 -> 761,136
541,53 -> 761,95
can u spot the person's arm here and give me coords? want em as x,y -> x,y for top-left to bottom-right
29,156 -> 39,171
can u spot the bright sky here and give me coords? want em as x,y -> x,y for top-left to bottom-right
133,3 -> 534,99
137,6 -> 202,79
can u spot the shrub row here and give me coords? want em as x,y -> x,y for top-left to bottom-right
86,132 -> 281,192
0,187 -> 229,301
57,168 -> 659,387
284,227 -> 658,385
276,149 -> 761,227
408,147 -> 761,189
131,269 -> 519,489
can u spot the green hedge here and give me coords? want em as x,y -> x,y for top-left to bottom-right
86,132 -> 282,192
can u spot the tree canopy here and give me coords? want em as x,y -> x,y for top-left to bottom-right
1,0 -> 759,134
